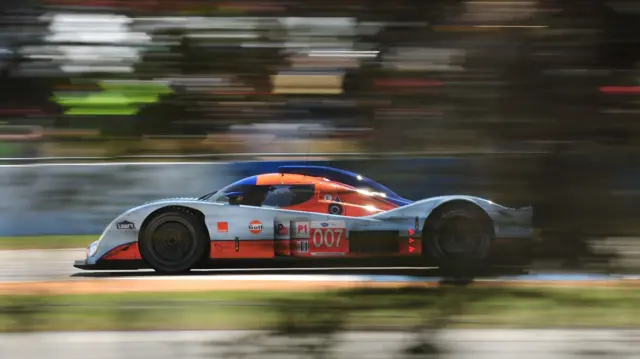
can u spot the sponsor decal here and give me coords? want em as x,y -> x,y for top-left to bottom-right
276,223 -> 289,236
248,220 -> 263,235
312,227 -> 345,248
217,221 -> 229,233
116,220 -> 135,230
311,221 -> 346,229
293,221 -> 310,239
308,220 -> 348,252
296,240 -> 309,253
324,194 -> 332,201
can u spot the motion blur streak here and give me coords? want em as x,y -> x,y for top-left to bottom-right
0,0 -> 640,357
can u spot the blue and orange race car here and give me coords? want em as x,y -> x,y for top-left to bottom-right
74,166 -> 533,274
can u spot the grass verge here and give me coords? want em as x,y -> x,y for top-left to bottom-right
0,235 -> 96,250
0,287 -> 638,332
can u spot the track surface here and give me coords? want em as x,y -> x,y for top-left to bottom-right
0,249 -> 452,282
0,249 -> 86,281
1,329 -> 639,359
1,250 -> 639,359
1,249 -> 639,291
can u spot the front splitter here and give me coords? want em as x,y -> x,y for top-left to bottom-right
73,259 -> 148,270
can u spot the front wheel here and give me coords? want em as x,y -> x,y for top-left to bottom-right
138,210 -> 209,274
423,203 -> 494,278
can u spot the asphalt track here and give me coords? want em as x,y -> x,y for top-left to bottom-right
2,250 -> 639,359
1,249 -> 640,285
0,249 -> 84,282
1,329 -> 639,359
0,248 -> 454,282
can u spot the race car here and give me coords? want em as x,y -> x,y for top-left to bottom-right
74,165 -> 533,274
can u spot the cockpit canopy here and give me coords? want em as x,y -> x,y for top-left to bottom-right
207,175 -> 315,208
200,166 -> 412,210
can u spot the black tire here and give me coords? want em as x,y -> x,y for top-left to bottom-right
138,210 -> 208,274
423,202 -> 494,277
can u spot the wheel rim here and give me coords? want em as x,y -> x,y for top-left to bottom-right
435,216 -> 486,257
150,221 -> 196,265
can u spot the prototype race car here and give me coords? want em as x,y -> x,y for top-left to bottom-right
74,165 -> 533,274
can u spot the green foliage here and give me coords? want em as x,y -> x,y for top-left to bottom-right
0,235 -> 96,250
0,287 -> 637,332
52,81 -> 173,116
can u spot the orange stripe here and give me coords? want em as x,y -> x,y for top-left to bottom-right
103,240 -> 277,261
256,173 -> 315,185
102,242 -> 142,260
210,240 -> 275,259
275,239 -> 291,256
102,239 -> 419,261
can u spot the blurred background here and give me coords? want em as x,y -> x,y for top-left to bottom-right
0,0 -> 637,159
2,0 -> 640,263
0,0 -> 640,358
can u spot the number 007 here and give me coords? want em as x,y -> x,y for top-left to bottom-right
312,229 -> 344,248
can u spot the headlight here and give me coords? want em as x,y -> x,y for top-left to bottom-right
87,241 -> 99,258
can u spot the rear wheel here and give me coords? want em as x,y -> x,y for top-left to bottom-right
423,202 -> 494,277
138,210 -> 208,274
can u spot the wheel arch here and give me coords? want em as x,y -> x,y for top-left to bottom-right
421,199 -> 497,275
423,199 -> 495,236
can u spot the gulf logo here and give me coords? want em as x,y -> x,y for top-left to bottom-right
249,220 -> 263,235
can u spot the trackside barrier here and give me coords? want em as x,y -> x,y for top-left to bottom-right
0,158 -> 475,236
1,155 -> 639,236
0,162 -> 235,236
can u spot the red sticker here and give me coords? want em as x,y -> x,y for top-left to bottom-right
277,223 -> 289,236
217,222 -> 229,233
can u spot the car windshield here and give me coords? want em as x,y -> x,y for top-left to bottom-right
208,184 -> 253,203
206,176 -> 316,208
